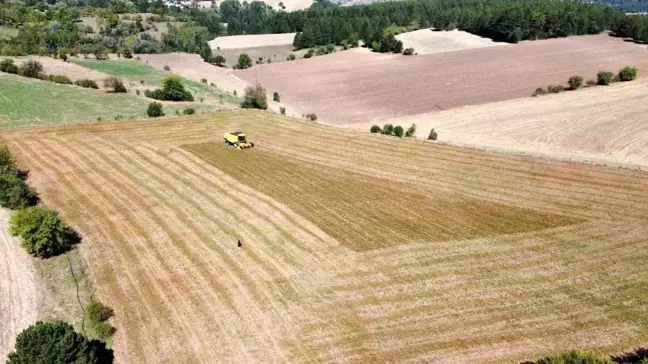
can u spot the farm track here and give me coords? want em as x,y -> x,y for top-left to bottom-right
2,110 -> 647,363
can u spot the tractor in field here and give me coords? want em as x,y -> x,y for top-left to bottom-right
223,131 -> 254,149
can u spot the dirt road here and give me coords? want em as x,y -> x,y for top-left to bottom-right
0,209 -> 38,359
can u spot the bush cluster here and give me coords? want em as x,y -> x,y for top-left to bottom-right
533,66 -> 638,97
10,206 -> 80,258
241,85 -> 268,110
147,102 -> 164,117
50,74 -> 72,85
86,299 -> 116,342
370,123 -> 418,138
403,47 -> 415,55
75,79 -> 99,89
0,58 -> 19,74
305,113 -> 318,121
0,143 -> 38,210
145,76 -> 193,101
104,77 -> 127,93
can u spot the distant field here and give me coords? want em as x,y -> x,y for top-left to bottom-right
235,34 -> 648,124
209,33 -> 296,49
367,79 -> 648,170
73,59 -> 240,105
0,74 -> 215,128
3,111 -> 647,363
213,44 -> 307,68
396,29 -> 506,55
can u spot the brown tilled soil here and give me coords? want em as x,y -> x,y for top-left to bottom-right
235,34 -> 648,125
3,111 -> 647,363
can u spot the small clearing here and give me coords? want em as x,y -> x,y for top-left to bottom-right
0,209 -> 38,360
1,56 -> 110,82
369,79 -> 648,170
396,29 -> 506,55
209,33 -> 297,49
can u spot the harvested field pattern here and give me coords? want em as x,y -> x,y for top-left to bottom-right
209,33 -> 297,49
3,110 -> 647,363
235,34 -> 648,124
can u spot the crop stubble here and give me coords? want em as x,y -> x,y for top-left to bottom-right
2,110 -> 647,363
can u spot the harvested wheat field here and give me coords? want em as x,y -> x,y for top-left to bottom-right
0,209 -> 38,360
2,110 -> 647,363
209,33 -> 297,49
235,34 -> 648,124
395,29 -> 506,55
369,79 -> 648,170
0,56 -> 110,82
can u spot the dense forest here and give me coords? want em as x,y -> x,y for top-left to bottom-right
593,0 -> 648,13
1,0 -> 647,59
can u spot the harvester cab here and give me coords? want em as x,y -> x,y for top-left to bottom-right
224,131 -> 255,150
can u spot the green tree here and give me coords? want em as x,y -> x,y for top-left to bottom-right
212,55 -> 226,67
237,53 -> 252,69
403,47 -> 415,55
0,59 -> 19,74
393,125 -> 404,137
0,143 -> 17,174
618,66 -> 638,81
161,76 -> 194,101
241,85 -> 268,109
597,71 -> 614,85
0,174 -> 38,209
147,102 -> 164,117
428,128 -> 438,140
568,75 -> 583,89
9,206 -> 79,258
273,92 -> 280,102
405,123 -> 416,137
103,77 -> 127,93
370,125 -> 382,133
382,124 -> 394,136
7,321 -> 114,364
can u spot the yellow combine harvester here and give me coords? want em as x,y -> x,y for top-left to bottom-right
223,131 -> 255,149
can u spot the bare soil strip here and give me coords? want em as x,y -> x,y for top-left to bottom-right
0,209 -> 38,360
2,111 -> 647,363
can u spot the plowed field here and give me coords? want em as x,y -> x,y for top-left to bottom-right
3,110 -> 647,363
235,35 -> 648,124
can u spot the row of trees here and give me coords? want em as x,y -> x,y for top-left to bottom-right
533,66 -> 638,96
370,123 -> 438,140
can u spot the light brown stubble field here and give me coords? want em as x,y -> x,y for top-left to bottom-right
235,35 -> 648,124
2,110 -> 647,363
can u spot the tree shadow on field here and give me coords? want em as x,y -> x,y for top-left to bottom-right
612,347 -> 648,363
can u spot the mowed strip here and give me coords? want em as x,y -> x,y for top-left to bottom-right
2,111 -> 647,362
235,34 -> 648,124
184,142 -> 579,252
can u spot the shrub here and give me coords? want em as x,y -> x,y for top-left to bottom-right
136,89 -> 140,95
597,71 -> 614,85
122,49 -> 133,58
370,125 -> 382,133
618,66 -> 638,81
147,102 -> 164,117
280,107 -> 286,115
241,85 -> 268,109
75,79 -> 99,89
0,143 -> 17,174
144,89 -> 166,100
0,58 -> 19,74
305,113 -> 318,121
104,77 -> 127,93
537,350 -> 614,364
51,75 -> 72,85
7,321 -> 113,364
612,74 -> 621,83
183,107 -> 196,115
382,124 -> 394,135
393,125 -> 405,137
237,53 -> 252,69
201,78 -> 207,83
533,87 -> 547,96
161,76 -> 193,101
405,123 -> 416,137
163,65 -> 170,71
548,85 -> 565,94
287,53 -> 296,61
403,47 -> 415,55
428,128 -> 438,140
18,60 -> 43,78
586,79 -> 597,87
568,75 -> 583,89
273,92 -> 280,102
9,205 -> 79,258
212,55 -> 226,67
303,49 -> 314,59
87,299 -> 113,323
0,174 -> 38,209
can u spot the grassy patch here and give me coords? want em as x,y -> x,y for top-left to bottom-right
0,26 -> 18,40
184,142 -> 579,252
73,59 -> 239,105
0,74 -> 214,128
